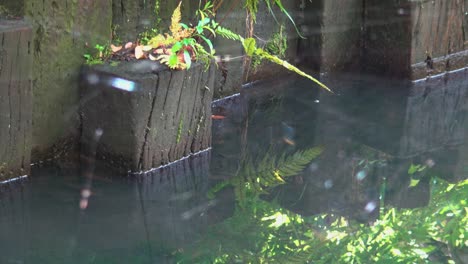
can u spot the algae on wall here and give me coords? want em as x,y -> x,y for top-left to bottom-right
112,0 -> 197,42
24,0 -> 112,160
0,0 -> 23,18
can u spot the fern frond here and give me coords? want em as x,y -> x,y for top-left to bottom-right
170,1 -> 183,35
215,26 -> 243,41
277,147 -> 324,177
192,43 -> 214,69
244,146 -> 324,191
274,246 -> 314,264
207,147 -> 324,203
245,0 -> 259,21
256,48 -> 332,93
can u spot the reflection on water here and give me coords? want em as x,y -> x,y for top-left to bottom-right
1,71 -> 468,263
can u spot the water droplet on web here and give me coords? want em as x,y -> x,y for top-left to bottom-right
309,162 -> 318,172
425,159 -> 435,168
86,73 -> 99,85
364,201 -> 377,213
324,179 -> 333,189
356,170 -> 367,181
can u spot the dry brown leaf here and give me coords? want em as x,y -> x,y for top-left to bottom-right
135,45 -> 145,59
111,44 -> 122,53
154,48 -> 165,54
124,42 -> 133,49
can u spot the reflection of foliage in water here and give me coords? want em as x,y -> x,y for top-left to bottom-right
207,146 -> 324,207
177,148 -> 467,263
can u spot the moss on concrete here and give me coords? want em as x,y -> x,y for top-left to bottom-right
24,0 -> 112,161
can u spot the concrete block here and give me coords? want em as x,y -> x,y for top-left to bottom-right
81,61 -> 214,173
0,20 -> 33,180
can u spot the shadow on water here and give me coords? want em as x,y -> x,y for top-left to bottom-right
1,69 -> 468,263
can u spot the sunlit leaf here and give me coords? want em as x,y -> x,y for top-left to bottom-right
200,35 -> 214,54
183,50 -> 192,69
142,45 -> 152,51
243,38 -> 257,57
168,54 -> 179,68
170,1 -> 182,35
409,178 -> 420,188
148,34 -> 167,48
110,44 -> 122,52
135,45 -> 145,59
172,42 -> 183,53
124,42 -> 133,49
154,48 -> 165,54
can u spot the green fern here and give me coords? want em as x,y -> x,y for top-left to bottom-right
214,27 -> 332,92
208,146 -> 324,203
214,25 -> 244,41
255,47 -> 332,92
245,0 -> 259,21
274,246 -> 314,263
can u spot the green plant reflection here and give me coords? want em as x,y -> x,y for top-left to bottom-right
176,148 -> 467,263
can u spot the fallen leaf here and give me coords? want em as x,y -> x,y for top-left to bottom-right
135,45 -> 145,59
211,115 -> 226,120
154,48 -> 165,54
142,45 -> 153,52
124,42 -> 133,49
111,44 -> 122,52
149,54 -> 157,61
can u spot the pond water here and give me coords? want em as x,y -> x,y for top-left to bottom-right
1,71 -> 467,263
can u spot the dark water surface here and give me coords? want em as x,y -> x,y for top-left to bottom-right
1,71 -> 467,263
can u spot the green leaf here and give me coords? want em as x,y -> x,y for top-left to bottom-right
264,0 -> 279,24
409,178 -> 420,188
198,17 -> 210,27
181,38 -> 195,46
183,50 -> 192,69
180,22 -> 189,29
274,0 -> 305,39
171,42 -> 183,53
196,25 -> 203,34
243,38 -> 257,57
202,26 -> 216,37
407,164 -> 426,175
200,35 -> 214,54
168,54 -> 179,68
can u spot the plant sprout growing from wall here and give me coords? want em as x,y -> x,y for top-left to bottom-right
85,1 -> 332,92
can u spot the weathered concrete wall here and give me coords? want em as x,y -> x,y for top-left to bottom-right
112,0 -> 198,42
24,0 -> 112,162
298,0 -> 363,72
399,69 -> 468,157
81,61 -> 214,173
0,0 -> 23,18
410,0 -> 468,79
299,0 -> 468,79
213,0 -> 302,98
0,20 -> 33,180
411,0 -> 466,64
212,0 -> 246,98
363,0 -> 413,78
